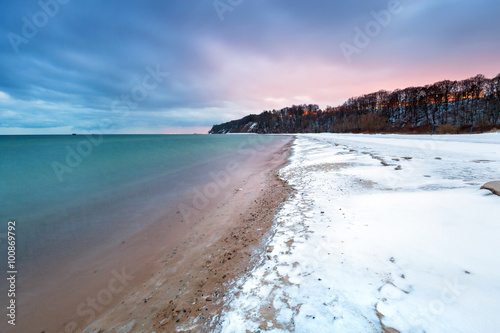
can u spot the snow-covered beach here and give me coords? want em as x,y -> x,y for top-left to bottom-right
220,133 -> 500,333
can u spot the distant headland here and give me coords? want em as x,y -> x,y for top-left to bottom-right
210,73 -> 500,135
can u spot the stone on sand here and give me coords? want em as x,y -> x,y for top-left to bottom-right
481,181 -> 500,196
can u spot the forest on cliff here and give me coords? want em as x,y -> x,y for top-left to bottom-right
210,74 -> 500,134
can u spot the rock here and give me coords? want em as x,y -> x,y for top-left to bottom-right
435,157 -> 442,160
481,181 -> 500,196
402,156 -> 413,160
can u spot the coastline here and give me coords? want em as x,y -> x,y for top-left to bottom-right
78,135 -> 294,332
219,133 -> 500,332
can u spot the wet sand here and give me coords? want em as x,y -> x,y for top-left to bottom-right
13,208 -> 187,333
8,135 -> 293,333
75,136 -> 293,332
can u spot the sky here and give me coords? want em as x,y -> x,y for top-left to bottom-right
0,0 -> 499,134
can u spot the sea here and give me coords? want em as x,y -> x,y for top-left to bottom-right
0,134 -> 287,330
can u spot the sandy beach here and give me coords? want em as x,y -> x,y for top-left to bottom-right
2,135 -> 293,333
8,133 -> 500,333
65,135 -> 294,332
3,1 -> 499,332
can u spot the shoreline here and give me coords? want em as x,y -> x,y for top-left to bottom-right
218,133 -> 500,332
78,135 -> 294,332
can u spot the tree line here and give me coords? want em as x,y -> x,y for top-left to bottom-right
210,73 -> 500,134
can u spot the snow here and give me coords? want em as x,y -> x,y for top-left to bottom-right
219,133 -> 500,333
248,122 -> 258,131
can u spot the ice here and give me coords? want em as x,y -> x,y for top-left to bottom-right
219,133 -> 500,333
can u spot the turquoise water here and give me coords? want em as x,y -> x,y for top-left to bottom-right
0,134 -> 284,280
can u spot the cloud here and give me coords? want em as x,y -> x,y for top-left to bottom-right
0,110 -> 20,119
0,0 -> 499,133
0,126 -> 74,135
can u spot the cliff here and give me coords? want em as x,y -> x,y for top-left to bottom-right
210,73 -> 500,134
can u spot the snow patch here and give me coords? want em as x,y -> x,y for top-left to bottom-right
219,133 -> 500,332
